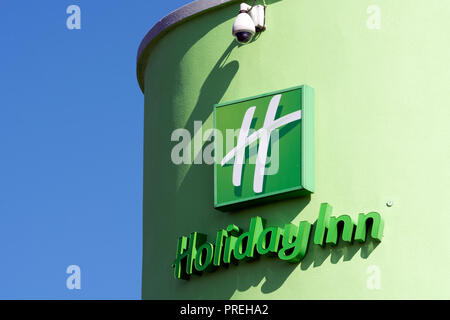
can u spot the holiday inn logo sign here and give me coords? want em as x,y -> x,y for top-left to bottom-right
171,85 -> 384,280
214,85 -> 314,210
173,203 -> 384,280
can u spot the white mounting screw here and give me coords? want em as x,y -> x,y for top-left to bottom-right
386,201 -> 393,207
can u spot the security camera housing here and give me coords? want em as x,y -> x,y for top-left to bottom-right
232,3 -> 266,44
249,5 -> 266,32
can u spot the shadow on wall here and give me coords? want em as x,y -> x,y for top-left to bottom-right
185,40 -> 240,144
299,223 -> 380,272
265,236 -> 380,294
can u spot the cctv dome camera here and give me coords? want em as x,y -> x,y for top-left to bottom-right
232,3 -> 266,45
232,11 -> 256,44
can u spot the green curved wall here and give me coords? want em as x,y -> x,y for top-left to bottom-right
140,0 -> 450,299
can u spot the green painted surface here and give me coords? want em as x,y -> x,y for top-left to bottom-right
141,0 -> 450,299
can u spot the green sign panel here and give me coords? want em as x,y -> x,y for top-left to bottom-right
214,85 -> 314,210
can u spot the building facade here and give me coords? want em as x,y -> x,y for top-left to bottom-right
137,0 -> 450,299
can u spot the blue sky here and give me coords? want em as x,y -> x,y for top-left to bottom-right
0,0 -> 191,299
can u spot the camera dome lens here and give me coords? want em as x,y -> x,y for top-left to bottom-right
235,31 -> 253,44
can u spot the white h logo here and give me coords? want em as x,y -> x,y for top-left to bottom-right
221,94 -> 301,193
